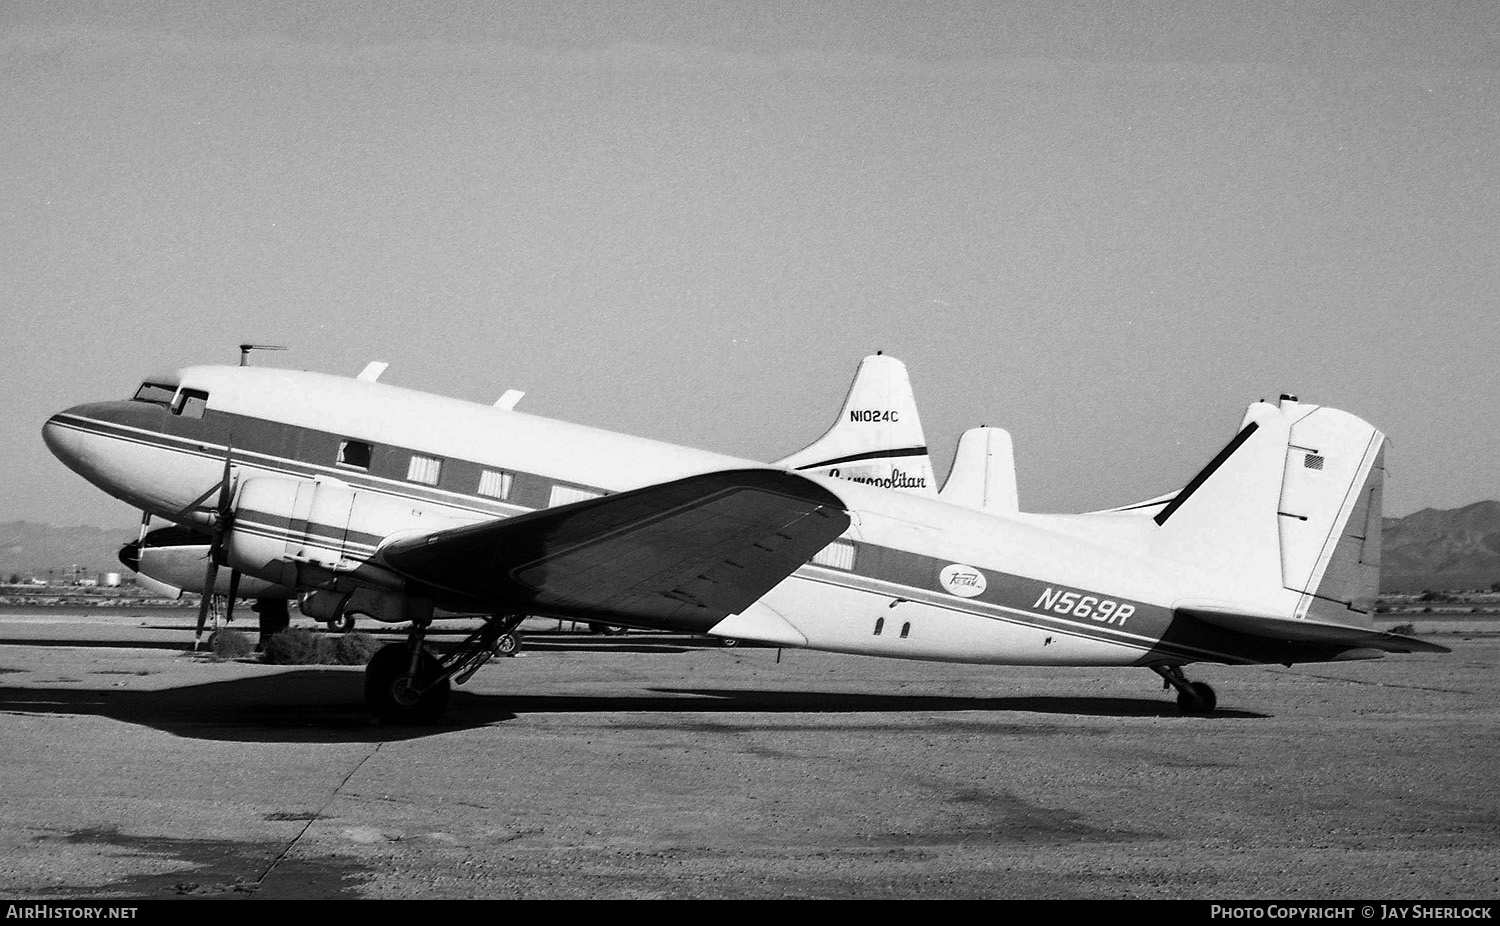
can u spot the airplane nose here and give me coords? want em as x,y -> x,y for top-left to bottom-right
42,407 -> 91,474
42,400 -> 159,501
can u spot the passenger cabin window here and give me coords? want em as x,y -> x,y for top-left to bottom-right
172,389 -> 209,419
132,383 -> 176,406
549,485 -> 602,507
337,439 -> 372,470
406,454 -> 442,486
812,539 -> 857,571
478,469 -> 513,500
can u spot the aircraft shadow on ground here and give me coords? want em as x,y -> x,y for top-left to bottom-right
86,628 -> 722,656
0,670 -> 1264,744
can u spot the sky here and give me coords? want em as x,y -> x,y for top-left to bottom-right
3,1 -> 1498,528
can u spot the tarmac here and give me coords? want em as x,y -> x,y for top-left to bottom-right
0,607 -> 1497,901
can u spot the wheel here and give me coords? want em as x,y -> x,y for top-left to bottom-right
588,623 -> 627,635
1176,681 -> 1217,715
326,611 -> 356,634
720,637 -> 739,648
495,631 -> 522,657
364,643 -> 450,723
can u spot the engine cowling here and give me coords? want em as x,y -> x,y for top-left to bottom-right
119,526 -> 295,599
224,476 -> 485,594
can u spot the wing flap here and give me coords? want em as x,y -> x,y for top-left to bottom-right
378,468 -> 850,632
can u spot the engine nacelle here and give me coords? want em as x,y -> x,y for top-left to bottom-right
119,526 -> 294,599
225,476 -> 484,593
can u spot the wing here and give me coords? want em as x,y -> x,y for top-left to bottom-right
377,468 -> 850,632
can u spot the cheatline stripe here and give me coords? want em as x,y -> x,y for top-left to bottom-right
50,413 -> 534,519
231,516 -> 381,556
791,565 -> 1249,664
59,413 -> 1251,664
794,446 -> 928,471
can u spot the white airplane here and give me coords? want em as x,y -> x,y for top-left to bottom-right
107,353 -> 941,637
43,354 -> 1445,722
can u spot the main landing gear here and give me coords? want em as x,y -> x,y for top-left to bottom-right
364,613 -> 526,723
1152,665 -> 1217,715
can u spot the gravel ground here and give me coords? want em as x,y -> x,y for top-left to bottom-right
0,614 -> 1495,901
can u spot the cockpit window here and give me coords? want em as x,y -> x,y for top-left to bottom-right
132,383 -> 177,406
172,389 -> 209,419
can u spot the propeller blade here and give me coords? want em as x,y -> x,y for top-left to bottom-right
195,555 -> 218,648
194,449 -> 237,650
225,570 -> 241,624
213,453 -> 235,511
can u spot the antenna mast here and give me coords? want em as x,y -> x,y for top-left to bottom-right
239,344 -> 289,366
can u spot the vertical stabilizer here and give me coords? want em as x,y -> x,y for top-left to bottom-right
775,353 -> 936,496
1149,397 -> 1386,628
939,427 -> 1019,514
1148,401 -> 1290,587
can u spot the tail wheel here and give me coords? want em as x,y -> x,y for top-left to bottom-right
365,644 -> 450,723
1176,681 -> 1217,715
326,611 -> 357,634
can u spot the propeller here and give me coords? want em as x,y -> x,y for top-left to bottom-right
195,452 -> 239,649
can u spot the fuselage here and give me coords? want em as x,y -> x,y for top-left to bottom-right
43,364 -> 1316,670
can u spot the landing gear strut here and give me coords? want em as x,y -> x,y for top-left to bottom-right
1152,665 -> 1217,715
364,614 -> 526,723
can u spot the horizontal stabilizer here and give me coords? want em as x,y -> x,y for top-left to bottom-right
1177,606 -> 1450,655
378,468 -> 850,632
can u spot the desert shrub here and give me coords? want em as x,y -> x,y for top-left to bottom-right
207,627 -> 254,660
330,632 -> 381,666
261,627 -> 330,665
1387,623 -> 1417,635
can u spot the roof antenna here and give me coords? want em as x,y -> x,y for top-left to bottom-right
239,344 -> 288,366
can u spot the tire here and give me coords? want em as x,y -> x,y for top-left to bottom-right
326,612 -> 356,634
588,623 -> 627,636
1176,681 -> 1217,715
364,643 -> 450,723
495,631 -> 522,657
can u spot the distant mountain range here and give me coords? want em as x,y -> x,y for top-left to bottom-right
4,502 -> 1500,593
0,521 -> 135,583
1381,500 -> 1500,594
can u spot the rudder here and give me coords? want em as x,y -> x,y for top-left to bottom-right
1276,402 -> 1385,624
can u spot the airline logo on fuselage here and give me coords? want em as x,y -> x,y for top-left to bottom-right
939,563 -> 986,597
826,467 -> 927,489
